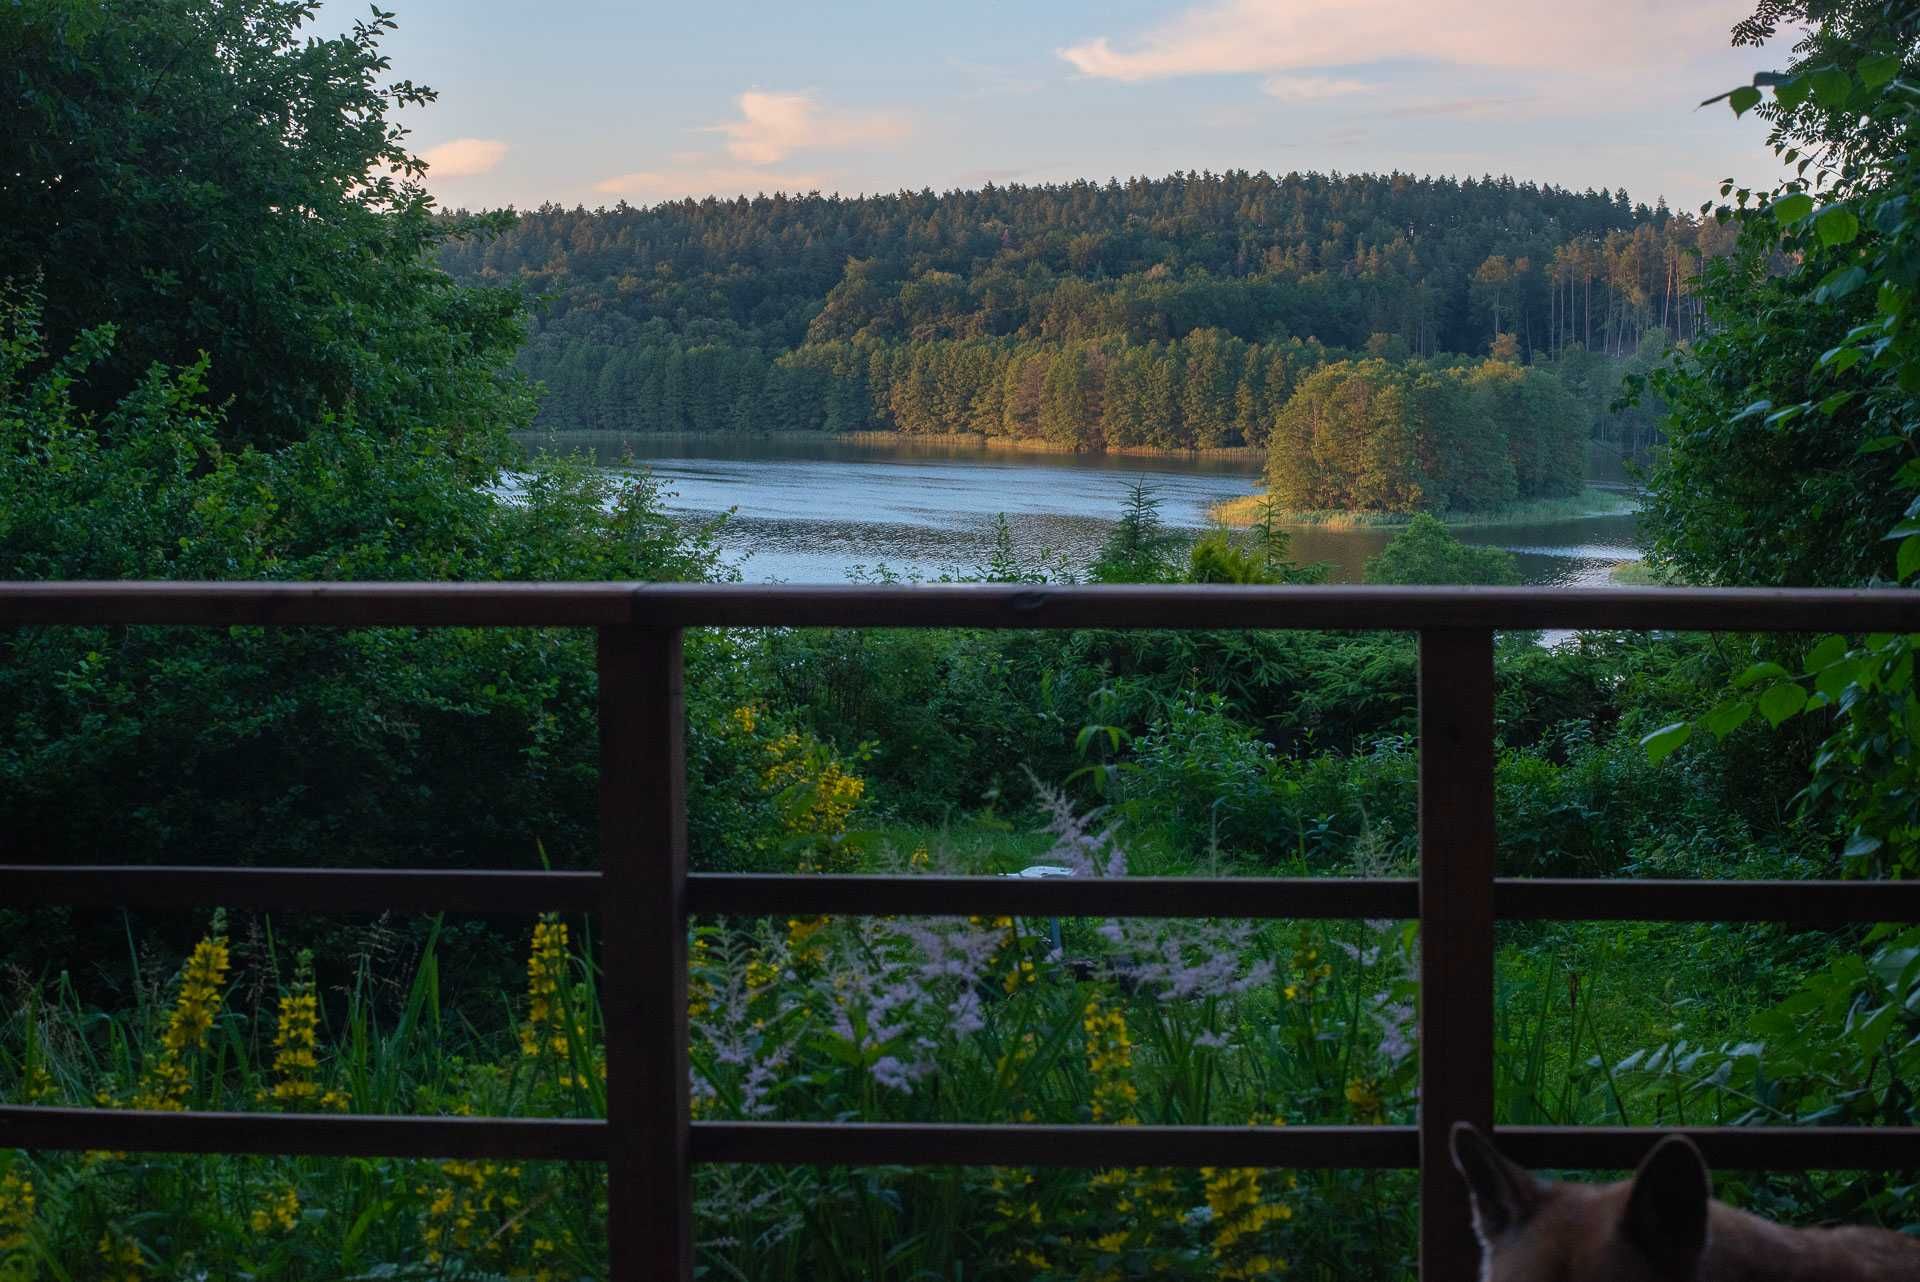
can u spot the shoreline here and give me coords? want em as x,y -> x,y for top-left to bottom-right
515,427 -> 1266,463
1209,486 -> 1640,530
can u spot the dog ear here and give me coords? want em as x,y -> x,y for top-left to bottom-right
1623,1135 -> 1711,1262
1450,1122 -> 1542,1240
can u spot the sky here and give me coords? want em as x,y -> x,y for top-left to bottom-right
317,0 -> 1797,214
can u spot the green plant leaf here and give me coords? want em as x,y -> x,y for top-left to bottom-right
1706,699 -> 1755,740
1735,661 -> 1792,688
1771,192 -> 1814,223
1859,53 -> 1900,90
1900,534 -> 1920,582
1728,84 -> 1763,115
1807,634 -> 1848,671
1810,65 -> 1853,108
1758,682 -> 1807,726
1641,721 -> 1692,764
1817,206 -> 1860,246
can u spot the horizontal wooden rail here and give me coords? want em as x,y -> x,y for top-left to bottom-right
14,869 -> 1920,927
10,1107 -> 1917,1175
5,580 -> 1920,633
0,1105 -> 606,1161
688,873 -> 1419,919
4,866 -> 602,914
692,1122 -> 1417,1168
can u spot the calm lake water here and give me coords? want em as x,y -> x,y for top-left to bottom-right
524,432 -> 1642,589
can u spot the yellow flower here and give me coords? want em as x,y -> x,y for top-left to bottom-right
1083,998 -> 1138,1124
133,913 -> 229,1111
1345,1076 -> 1385,1125
1202,1122 -> 1294,1278
250,1183 -> 300,1233
265,950 -> 335,1110
0,1168 -> 34,1254
98,1228 -> 143,1282
729,704 -> 758,735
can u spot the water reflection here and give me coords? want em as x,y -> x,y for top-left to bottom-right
522,432 -> 1641,590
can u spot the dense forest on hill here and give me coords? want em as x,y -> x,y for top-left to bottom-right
438,173 -> 1726,461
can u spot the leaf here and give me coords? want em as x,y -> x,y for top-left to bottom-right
1774,77 -> 1809,109
1734,661 -> 1791,688
1806,634 -> 1847,671
1901,534 -> 1920,583
1706,699 -> 1754,740
1810,65 -> 1853,109
1859,53 -> 1900,91
1819,345 -> 1862,373
1817,206 -> 1860,247
1758,682 -> 1807,727
1731,399 -> 1774,422
1641,721 -> 1692,764
1815,265 -> 1868,302
1771,192 -> 1814,223
1845,830 -> 1884,861
1728,85 -> 1763,115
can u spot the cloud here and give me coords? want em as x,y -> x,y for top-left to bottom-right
419,138 -> 508,178
708,91 -> 908,164
593,166 -> 830,202
1261,75 -> 1371,102
1059,0 -> 1743,82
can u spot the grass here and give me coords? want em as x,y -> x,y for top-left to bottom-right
1209,486 -> 1640,530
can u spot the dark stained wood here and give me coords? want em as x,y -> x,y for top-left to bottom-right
630,583 -> 1920,633
7,580 -> 1920,633
0,1105 -> 606,1160
5,866 -> 600,914
1418,629 -> 1498,1282
1493,1126 -> 1920,1172
0,580 -> 637,626
1495,878 -> 1920,924
598,626 -> 692,1282
690,873 -> 1419,920
693,1121 -> 1418,1168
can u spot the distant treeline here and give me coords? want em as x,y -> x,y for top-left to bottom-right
438,170 -> 1709,457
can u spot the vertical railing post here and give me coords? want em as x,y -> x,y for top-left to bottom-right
1417,628 -> 1496,1280
598,624 -> 691,1281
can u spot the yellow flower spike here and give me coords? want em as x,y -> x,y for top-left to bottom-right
133,912 -> 229,1111
0,1169 -> 35,1254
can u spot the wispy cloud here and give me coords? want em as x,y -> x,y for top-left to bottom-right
1261,75 -> 1371,102
708,91 -> 908,164
592,166 -> 830,202
1059,0 -> 1741,82
1382,97 -> 1525,119
420,138 -> 508,178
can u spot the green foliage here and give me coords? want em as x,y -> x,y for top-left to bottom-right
1,0 -> 531,466
1362,514 -> 1522,585
1089,480 -> 1185,583
0,293 -> 731,898
1265,358 -> 1585,517
446,175 -> 1717,445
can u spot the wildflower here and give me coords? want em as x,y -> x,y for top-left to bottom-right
418,1159 -> 525,1266
1202,1164 -> 1292,1278
521,914 -> 596,1086
1083,998 -> 1138,1124
729,703 -> 758,735
264,950 -> 340,1110
1345,1076 -> 1385,1125
98,1228 -> 143,1282
908,844 -> 930,869
250,1182 -> 301,1233
0,1168 -> 34,1254
785,915 -> 830,969
134,912 -> 229,1111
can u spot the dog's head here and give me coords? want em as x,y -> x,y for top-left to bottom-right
1450,1123 -> 1711,1282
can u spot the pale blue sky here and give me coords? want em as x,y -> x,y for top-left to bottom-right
320,0 -> 1795,212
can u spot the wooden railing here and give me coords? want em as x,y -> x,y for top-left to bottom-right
6,581 -> 1920,1280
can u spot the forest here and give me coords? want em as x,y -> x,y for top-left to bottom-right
2,0 -> 1918,1278
439,173 -> 1702,465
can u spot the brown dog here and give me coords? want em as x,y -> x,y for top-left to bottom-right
1450,1123 -> 1920,1281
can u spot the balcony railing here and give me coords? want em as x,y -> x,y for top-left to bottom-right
5,581 -> 1920,1280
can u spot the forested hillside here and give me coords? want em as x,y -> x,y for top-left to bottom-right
439,172 -> 1729,454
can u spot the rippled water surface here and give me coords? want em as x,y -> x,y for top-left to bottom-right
527,433 -> 1641,588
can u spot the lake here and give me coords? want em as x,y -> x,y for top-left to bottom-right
523,432 -> 1642,589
